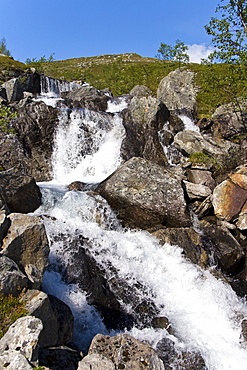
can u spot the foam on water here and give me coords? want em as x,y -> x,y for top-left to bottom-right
35,93 -> 247,369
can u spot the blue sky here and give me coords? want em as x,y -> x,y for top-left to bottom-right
0,0 -> 219,63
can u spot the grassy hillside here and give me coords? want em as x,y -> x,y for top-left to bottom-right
0,53 -> 246,118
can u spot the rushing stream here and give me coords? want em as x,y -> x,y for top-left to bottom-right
33,80 -> 247,369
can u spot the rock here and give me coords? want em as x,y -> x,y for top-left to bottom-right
0,256 -> 28,296
129,85 -> 152,98
236,200 -> 247,230
156,337 -> 206,369
185,168 -> 216,190
1,213 -> 49,280
39,346 -> 82,370
10,100 -> 59,181
183,180 -> 212,201
21,290 -> 59,348
0,86 -> 7,101
67,181 -> 87,191
212,179 -> 247,222
212,99 -> 247,139
0,169 -> 42,213
78,353 -> 115,370
152,227 -> 208,267
229,166 -> 247,189
2,74 -> 40,102
157,69 -> 198,117
80,333 -> 165,370
61,85 -> 110,111
200,223 -> 245,275
0,212 -> 10,244
97,157 -> 191,229
120,96 -> 169,166
0,316 -> 43,365
48,294 -> 74,345
0,349 -> 33,370
174,130 -> 233,157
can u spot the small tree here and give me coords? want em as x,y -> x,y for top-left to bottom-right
156,40 -> 190,67
0,38 -> 11,57
205,0 -> 247,64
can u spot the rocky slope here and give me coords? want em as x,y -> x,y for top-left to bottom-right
0,66 -> 247,369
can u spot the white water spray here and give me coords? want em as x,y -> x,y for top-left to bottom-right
33,90 -> 247,369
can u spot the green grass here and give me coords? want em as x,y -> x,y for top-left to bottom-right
0,53 -> 246,118
0,294 -> 28,339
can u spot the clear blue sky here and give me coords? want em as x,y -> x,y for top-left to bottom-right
0,0 -> 220,63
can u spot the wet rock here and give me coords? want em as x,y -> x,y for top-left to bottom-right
97,157 -> 191,229
120,96 -> 169,166
183,180 -> 212,201
1,213 -> 49,280
39,346 -> 82,370
80,333 -> 165,370
129,85 -> 152,98
68,181 -> 87,191
61,85 -> 110,112
0,256 -> 28,296
0,169 -> 42,213
0,316 -> 43,365
200,222 -> 245,275
156,337 -> 206,370
2,73 -> 40,102
157,69 -> 198,118
152,227 -> 208,267
212,179 -> 247,222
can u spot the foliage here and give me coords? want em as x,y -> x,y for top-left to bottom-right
205,0 -> 247,64
25,53 -> 55,64
156,40 -> 190,66
188,152 -> 216,166
0,294 -> 27,339
0,105 -> 17,134
0,38 -> 11,57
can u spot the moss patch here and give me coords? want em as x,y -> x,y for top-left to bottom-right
0,294 -> 28,339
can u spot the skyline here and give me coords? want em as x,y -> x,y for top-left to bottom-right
0,0 -> 219,63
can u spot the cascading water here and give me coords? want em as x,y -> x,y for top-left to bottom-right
33,92 -> 247,369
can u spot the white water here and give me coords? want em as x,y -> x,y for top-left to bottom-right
33,88 -> 247,369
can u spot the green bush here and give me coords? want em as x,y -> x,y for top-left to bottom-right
0,105 -> 17,134
0,294 -> 28,339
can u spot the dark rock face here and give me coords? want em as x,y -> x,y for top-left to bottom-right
2,73 -> 41,102
97,157 -> 191,229
61,85 -> 110,112
0,256 -> 29,296
0,169 -> 42,213
120,96 -> 169,166
10,100 -> 59,181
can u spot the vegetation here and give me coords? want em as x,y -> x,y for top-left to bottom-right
0,38 -> 11,57
156,40 -> 190,67
0,105 -> 17,134
0,294 -> 27,339
205,0 -> 247,64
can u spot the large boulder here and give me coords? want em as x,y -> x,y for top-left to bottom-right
97,157 -> 191,229
0,256 -> 28,296
129,85 -> 152,98
0,349 -> 33,370
212,99 -> 247,140
21,290 -> 74,348
120,96 -> 169,166
79,333 -> 164,370
0,316 -> 43,365
173,130 -> 235,157
2,73 -> 40,102
61,85 -> 110,112
10,99 -> 59,181
212,167 -> 247,223
1,213 -> 49,281
0,169 -> 42,213
157,69 -> 198,118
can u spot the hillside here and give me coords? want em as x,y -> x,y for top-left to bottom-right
0,53 -> 246,118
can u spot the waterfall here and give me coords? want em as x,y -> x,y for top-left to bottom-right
40,75 -> 80,98
33,95 -> 247,369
